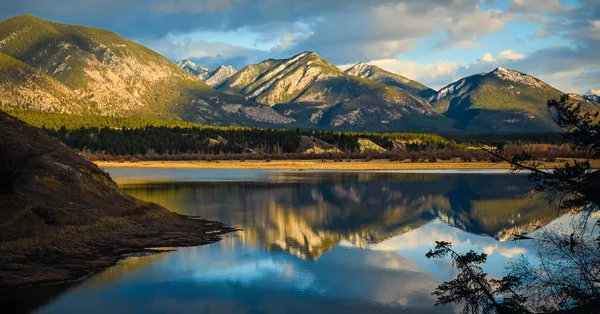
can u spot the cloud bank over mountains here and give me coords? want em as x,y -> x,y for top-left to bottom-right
1,0 -> 598,92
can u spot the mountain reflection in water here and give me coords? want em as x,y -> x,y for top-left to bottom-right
30,170 -> 566,314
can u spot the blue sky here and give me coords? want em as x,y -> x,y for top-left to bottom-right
1,0 -> 598,92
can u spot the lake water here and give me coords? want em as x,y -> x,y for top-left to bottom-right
28,169 -> 571,314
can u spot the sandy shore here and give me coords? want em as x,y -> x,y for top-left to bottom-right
94,159 -> 600,171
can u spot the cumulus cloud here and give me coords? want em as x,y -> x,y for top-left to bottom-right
288,1 -> 512,63
474,49 -> 526,65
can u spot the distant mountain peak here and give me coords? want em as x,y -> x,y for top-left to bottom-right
176,60 -> 209,76
583,89 -> 600,103
584,89 -> 600,96
176,61 -> 237,87
300,51 -> 318,57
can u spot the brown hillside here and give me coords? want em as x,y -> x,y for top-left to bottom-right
0,110 -> 233,289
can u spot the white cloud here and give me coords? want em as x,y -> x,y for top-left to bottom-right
482,245 -> 527,259
480,53 -> 496,63
477,50 -> 527,64
498,49 -> 526,60
366,59 -> 464,90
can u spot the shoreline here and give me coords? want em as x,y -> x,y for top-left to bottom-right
0,213 -> 236,291
94,159 -> 600,171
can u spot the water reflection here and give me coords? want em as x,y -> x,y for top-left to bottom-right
31,170 -> 566,314
121,172 -> 559,260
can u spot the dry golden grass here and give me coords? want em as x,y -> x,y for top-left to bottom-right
95,159 -> 600,171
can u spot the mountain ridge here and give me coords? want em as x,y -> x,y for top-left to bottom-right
0,15 -> 293,126
429,67 -> 573,132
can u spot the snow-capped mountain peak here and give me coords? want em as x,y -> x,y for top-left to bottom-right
345,62 -> 375,77
176,60 -> 209,76
583,89 -> 600,103
176,60 -> 237,87
492,67 -> 547,88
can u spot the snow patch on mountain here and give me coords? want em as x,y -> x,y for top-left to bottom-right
583,89 -> 600,103
492,67 -> 547,88
434,78 -> 468,101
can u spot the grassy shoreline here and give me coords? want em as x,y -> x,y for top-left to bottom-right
94,159 -> 600,171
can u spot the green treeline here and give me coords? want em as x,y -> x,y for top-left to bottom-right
47,126 -> 450,155
7,110 -> 571,157
9,110 -> 450,155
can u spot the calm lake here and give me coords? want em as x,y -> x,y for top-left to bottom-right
28,169 -> 571,314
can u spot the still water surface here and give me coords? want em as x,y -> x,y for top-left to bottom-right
33,169 -> 569,314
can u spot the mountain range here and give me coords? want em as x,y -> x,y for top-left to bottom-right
214,51 -> 452,131
1,14 -> 598,133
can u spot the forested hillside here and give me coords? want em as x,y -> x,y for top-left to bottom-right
6,110 -> 586,164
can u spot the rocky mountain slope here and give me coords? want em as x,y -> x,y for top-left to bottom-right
0,15 -> 291,126
430,67 -> 579,132
0,110 -> 233,289
201,65 -> 237,87
176,60 -> 237,87
345,62 -> 437,99
219,52 -> 453,132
